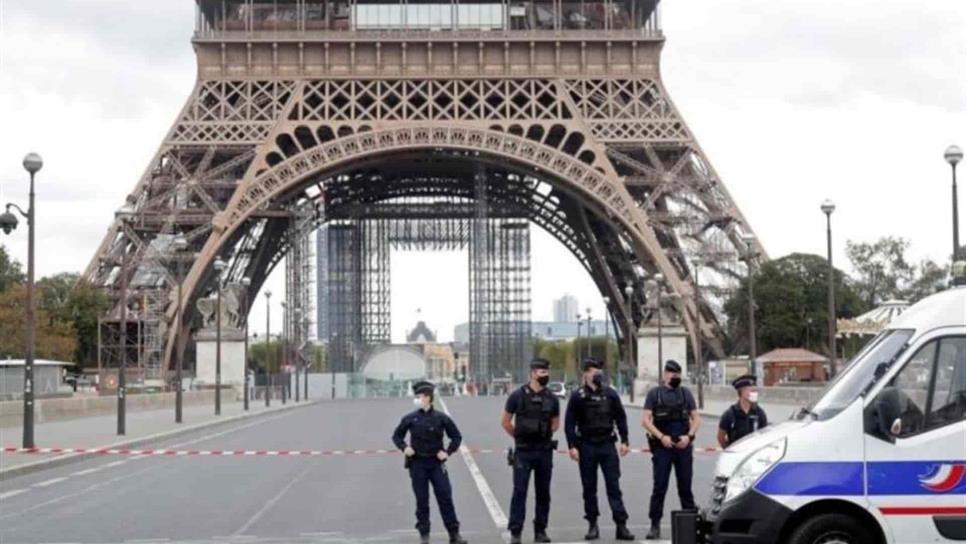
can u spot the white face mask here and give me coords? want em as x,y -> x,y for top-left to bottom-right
412,397 -> 422,407
748,391 -> 759,403
413,395 -> 431,410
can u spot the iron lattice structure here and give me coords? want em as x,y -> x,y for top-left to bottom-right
84,0 -> 764,379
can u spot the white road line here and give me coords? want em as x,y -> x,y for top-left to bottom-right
438,398 -> 510,538
124,539 -> 170,543
0,410 -> 299,521
104,460 -> 127,468
32,477 -> 68,488
0,488 -> 27,500
300,532 -> 343,537
71,468 -> 100,477
231,461 -> 317,536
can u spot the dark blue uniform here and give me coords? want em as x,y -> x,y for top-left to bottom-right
505,385 -> 560,535
719,402 -> 768,445
392,408 -> 463,536
644,385 -> 697,524
564,384 -> 630,524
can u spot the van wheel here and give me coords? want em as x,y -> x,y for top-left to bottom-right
787,513 -> 877,544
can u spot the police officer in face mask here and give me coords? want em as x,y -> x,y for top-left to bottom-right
717,375 -> 768,449
564,358 -> 635,541
641,360 -> 700,540
502,358 -> 561,544
392,381 -> 468,544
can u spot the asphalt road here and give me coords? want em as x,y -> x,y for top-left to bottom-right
0,396 -> 720,544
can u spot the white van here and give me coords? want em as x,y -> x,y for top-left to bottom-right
697,286 -> 966,544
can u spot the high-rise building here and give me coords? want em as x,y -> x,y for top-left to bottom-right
553,294 -> 579,323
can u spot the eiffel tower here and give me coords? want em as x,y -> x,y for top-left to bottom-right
83,0 -> 763,383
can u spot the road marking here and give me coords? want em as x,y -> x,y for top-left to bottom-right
0,488 -> 27,499
300,532 -> 344,537
124,539 -> 170,543
104,460 -> 127,468
438,398 -> 510,538
32,477 -> 68,488
70,468 -> 100,476
232,461 -> 317,536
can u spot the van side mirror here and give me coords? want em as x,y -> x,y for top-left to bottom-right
890,418 -> 902,437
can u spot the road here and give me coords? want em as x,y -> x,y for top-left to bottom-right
0,396 -> 720,544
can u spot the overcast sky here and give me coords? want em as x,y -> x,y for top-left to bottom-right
0,0 -> 963,343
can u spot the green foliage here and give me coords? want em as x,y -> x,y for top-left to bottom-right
249,339 -> 283,372
533,336 -> 619,382
0,245 -> 24,293
724,253 -> 868,356
846,237 -> 915,306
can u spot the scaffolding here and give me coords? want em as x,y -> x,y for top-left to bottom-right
285,204 -> 316,367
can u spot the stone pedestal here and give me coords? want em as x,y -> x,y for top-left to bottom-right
634,324 -> 689,399
194,328 -> 246,387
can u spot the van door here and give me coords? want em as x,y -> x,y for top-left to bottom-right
864,332 -> 966,543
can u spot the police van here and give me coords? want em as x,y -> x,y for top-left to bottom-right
693,284 -> 966,543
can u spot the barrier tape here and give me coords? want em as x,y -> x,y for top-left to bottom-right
2,446 -> 722,457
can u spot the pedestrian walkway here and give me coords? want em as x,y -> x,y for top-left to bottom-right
0,398 -> 308,475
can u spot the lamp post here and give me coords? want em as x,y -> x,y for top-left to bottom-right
294,306 -> 302,402
576,313 -> 582,377
623,284 -> 635,402
742,234 -> 758,373
693,260 -> 704,409
821,199 -> 837,379
0,153 -> 42,447
117,250 -> 129,436
303,316 -> 310,400
213,257 -> 227,415
241,277 -> 251,411
281,300 -> 288,405
265,290 -> 272,407
171,235 -> 189,423
585,308 -> 592,359
602,296 -> 611,380
655,273 -> 665,378
946,145 -> 964,262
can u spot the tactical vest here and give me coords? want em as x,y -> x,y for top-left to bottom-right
726,404 -> 761,444
653,387 -> 689,426
577,388 -> 615,441
514,387 -> 555,446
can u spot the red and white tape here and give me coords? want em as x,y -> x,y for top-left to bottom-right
2,446 -> 721,457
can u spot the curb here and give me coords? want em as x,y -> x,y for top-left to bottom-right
0,400 -> 317,481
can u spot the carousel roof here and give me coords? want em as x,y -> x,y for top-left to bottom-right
837,299 -> 910,337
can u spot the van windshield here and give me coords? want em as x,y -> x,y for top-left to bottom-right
804,328 -> 915,420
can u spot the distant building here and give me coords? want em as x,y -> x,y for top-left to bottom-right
553,294 -> 579,323
756,348 -> 829,386
454,320 -> 611,343
407,321 -> 437,343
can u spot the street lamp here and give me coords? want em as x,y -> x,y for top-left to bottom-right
0,153 -> 41,447
946,145 -> 963,262
623,284 -> 635,402
654,273 -> 665,379
281,300 -> 288,405
821,199 -> 837,378
692,259 -> 704,409
741,234 -> 758,373
171,235 -> 189,424
213,257 -> 227,415
241,277 -> 252,411
576,312 -> 582,377
294,306 -> 302,402
602,296 -> 611,376
265,290 -> 272,407
585,307 -> 592,359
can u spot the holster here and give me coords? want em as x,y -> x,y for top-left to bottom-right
506,447 -> 516,467
404,455 -> 413,470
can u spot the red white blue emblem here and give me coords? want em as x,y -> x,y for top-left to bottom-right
919,464 -> 966,493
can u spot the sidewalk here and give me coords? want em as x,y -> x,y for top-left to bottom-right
0,398 -> 312,479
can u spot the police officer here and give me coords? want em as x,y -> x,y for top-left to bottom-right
564,358 -> 636,541
641,360 -> 701,540
717,374 -> 768,449
502,358 -> 560,544
392,381 -> 468,544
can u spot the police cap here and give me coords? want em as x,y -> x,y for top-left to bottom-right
664,360 -> 682,373
732,374 -> 757,390
412,380 -> 435,396
530,358 -> 550,370
582,357 -> 603,371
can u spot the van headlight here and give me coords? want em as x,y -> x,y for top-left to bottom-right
724,437 -> 786,503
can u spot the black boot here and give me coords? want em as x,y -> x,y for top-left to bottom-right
584,521 -> 599,540
448,530 -> 467,544
534,529 -> 552,543
509,532 -> 522,544
615,523 -> 636,541
645,524 -> 661,540
419,533 -> 430,544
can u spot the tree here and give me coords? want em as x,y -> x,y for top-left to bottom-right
846,237 -> 915,307
0,283 -> 76,361
35,273 -> 110,368
0,245 -> 23,293
724,253 -> 867,357
901,259 -> 948,302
